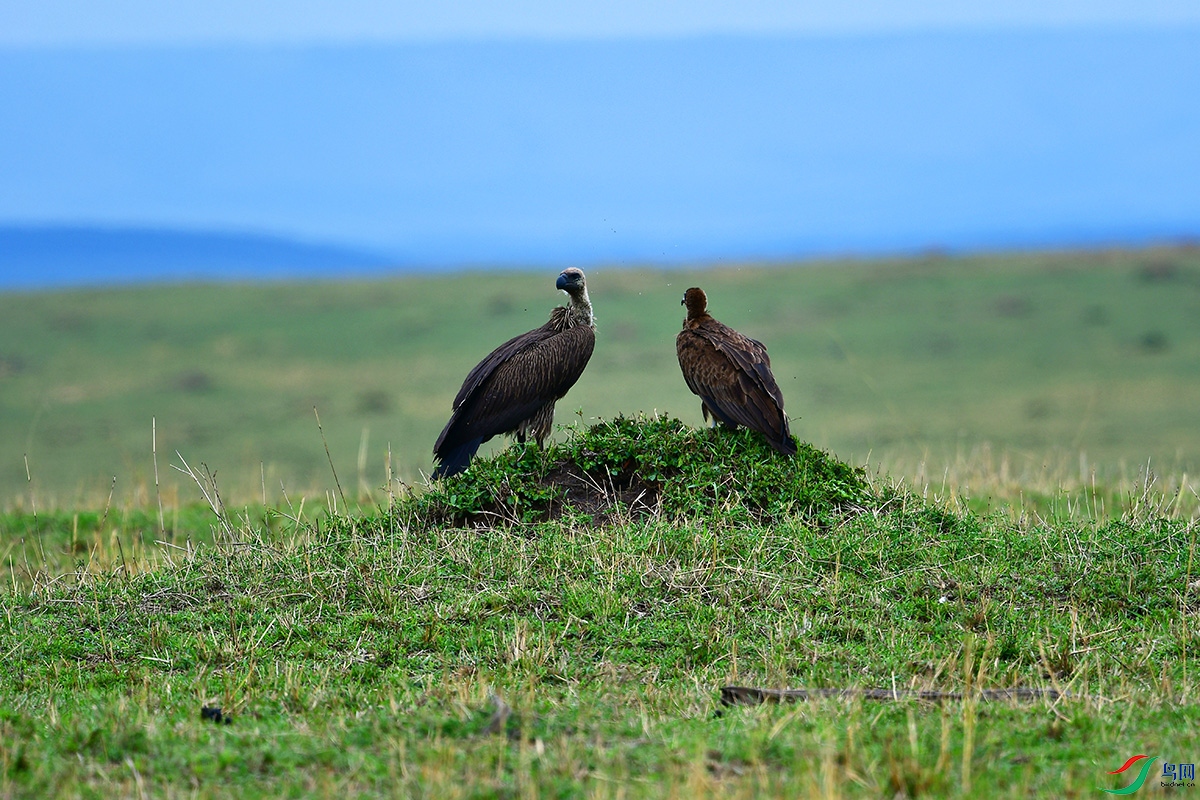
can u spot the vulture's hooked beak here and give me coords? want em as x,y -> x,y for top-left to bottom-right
680,294 -> 686,306
556,271 -> 576,291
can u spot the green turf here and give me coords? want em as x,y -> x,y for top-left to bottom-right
1,417 -> 1197,798
3,246 -> 1200,507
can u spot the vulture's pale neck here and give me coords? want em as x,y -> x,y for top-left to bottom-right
564,286 -> 594,328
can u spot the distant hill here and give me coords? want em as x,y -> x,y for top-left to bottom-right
0,226 -> 399,288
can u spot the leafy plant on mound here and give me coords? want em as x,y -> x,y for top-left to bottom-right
406,415 -> 888,526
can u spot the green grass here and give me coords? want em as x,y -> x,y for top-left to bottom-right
1,418 -> 1198,797
3,249 -> 1200,796
3,246 -> 1200,507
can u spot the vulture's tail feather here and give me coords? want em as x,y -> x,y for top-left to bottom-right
770,435 -> 799,456
433,437 -> 485,479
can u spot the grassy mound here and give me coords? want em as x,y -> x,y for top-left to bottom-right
407,415 -> 887,527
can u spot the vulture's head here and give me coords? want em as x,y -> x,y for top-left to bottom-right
682,287 -> 708,320
556,267 -> 587,296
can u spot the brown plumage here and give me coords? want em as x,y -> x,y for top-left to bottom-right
433,268 -> 595,478
676,287 -> 797,455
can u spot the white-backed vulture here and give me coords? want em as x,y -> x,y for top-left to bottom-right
676,287 -> 797,456
432,268 -> 595,478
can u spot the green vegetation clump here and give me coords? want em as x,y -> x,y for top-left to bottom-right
409,415 -> 885,526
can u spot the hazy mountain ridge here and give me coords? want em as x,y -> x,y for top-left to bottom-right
0,225 -> 399,287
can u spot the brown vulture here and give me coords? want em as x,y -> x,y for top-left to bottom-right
676,287 -> 797,455
432,268 -> 595,478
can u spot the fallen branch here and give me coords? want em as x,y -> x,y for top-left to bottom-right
719,685 -> 1066,707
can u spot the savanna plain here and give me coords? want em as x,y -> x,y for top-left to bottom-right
1,248 -> 1199,798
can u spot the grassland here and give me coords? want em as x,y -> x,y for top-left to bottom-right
2,416 -> 1199,798
1,248 -> 1199,797
2,246 -> 1199,508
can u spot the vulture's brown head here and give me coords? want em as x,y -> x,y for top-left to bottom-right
556,268 -> 587,296
682,287 -> 708,320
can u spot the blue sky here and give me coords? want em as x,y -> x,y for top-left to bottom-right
1,2 -> 1199,282
4,0 -> 1200,45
